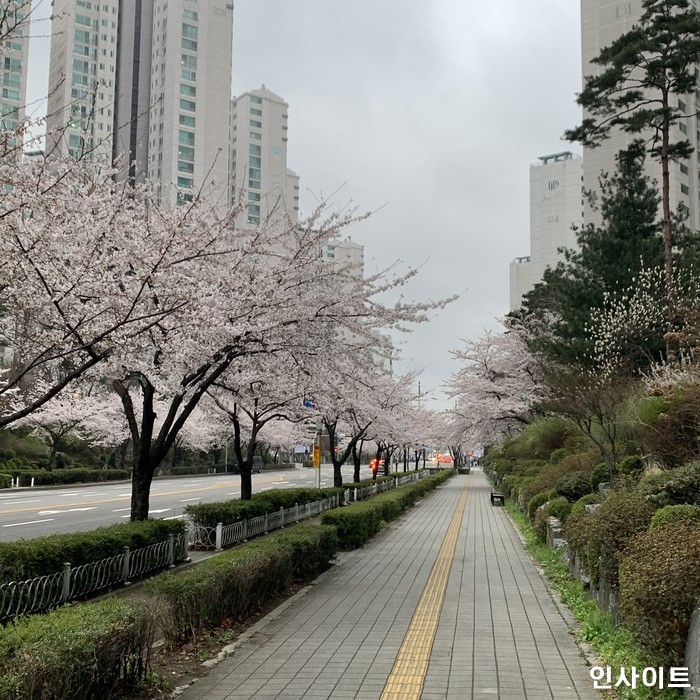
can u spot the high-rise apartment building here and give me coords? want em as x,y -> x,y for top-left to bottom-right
580,0 -> 700,232
46,0 -> 233,204
1,1 -> 31,138
231,86 -> 299,227
510,152 -> 583,310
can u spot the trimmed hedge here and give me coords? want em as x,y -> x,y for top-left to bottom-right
638,462 -> 700,507
145,525 -> 338,642
341,470 -> 427,489
527,490 -> 554,521
0,598 -> 155,700
321,469 -> 454,549
0,519 -> 186,581
571,492 -> 600,515
620,522 -> 700,667
649,504 -> 700,530
0,472 -> 10,489
564,491 -> 655,588
548,496 -> 572,524
555,471 -> 591,502
185,487 -> 342,527
0,467 -> 129,486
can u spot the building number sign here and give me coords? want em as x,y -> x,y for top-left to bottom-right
616,2 -> 633,18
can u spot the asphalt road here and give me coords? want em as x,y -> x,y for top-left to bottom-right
0,465 -> 343,542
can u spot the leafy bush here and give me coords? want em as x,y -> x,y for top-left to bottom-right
617,455 -> 645,477
185,487 -> 342,527
0,599 -> 156,700
342,471 -> 428,488
548,496 -> 573,523
620,522 -> 700,667
0,472 -> 10,489
502,418 -> 576,461
555,471 -> 591,502
565,491 -> 655,587
649,504 -> 700,530
0,468 -> 129,486
322,469 -> 454,549
571,492 -> 600,516
533,503 -> 550,540
0,519 -> 185,581
549,448 -> 569,464
146,525 -> 338,642
637,462 -> 700,507
527,490 -> 554,521
590,462 -> 613,492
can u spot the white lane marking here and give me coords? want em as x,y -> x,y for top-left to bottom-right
55,493 -> 78,497
148,508 -> 171,514
179,498 -> 200,502
80,492 -> 107,496
305,480 -> 315,484
3,518 -> 54,528
164,515 -> 185,520
117,493 -> 131,496
120,515 -> 130,518
38,507 -> 98,515
227,492 -> 241,496
0,498 -> 41,504
260,487 -> 273,492
112,508 -> 131,512
0,495 -> 20,500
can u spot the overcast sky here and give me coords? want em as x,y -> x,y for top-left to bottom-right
26,0 -> 583,409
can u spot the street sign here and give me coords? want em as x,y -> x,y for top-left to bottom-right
313,444 -> 321,468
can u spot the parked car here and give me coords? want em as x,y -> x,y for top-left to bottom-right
226,459 -> 263,474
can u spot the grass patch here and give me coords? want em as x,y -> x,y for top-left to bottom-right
504,501 -> 683,700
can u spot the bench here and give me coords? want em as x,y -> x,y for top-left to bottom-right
490,492 -> 505,506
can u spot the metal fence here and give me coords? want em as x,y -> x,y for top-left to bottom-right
0,469 -> 430,622
0,532 -> 186,622
188,469 -> 429,552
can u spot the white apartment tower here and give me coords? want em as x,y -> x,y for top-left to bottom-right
46,0 -> 120,161
148,0 -> 233,206
46,0 -> 233,203
1,1 -> 31,139
510,152 -> 583,310
580,0 -> 700,232
231,86 -> 300,227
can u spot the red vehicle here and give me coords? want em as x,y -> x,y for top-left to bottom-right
369,458 -> 384,474
436,454 -> 453,464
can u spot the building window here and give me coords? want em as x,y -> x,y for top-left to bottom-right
177,176 -> 193,188
179,114 -> 196,127
249,179 -> 260,190
249,144 -> 261,155
178,145 -> 195,161
182,38 -> 197,51
180,84 -> 196,97
681,183 -> 690,195
248,192 -> 260,201
181,69 -> 196,81
250,119 -> 261,128
183,9 -> 198,20
248,167 -> 260,179
180,99 -> 196,112
182,23 -> 198,39
248,215 -> 260,224
179,130 -> 195,146
250,107 -> 262,116
178,161 -> 194,173
249,156 -> 261,167
249,131 -> 261,140
250,95 -> 262,104
181,54 -> 197,69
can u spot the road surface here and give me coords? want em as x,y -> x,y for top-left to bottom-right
0,465 -> 342,541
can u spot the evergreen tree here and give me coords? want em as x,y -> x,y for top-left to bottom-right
564,0 -> 700,324
511,143 -> 665,367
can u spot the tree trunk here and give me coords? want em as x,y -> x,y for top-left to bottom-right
352,440 -> 362,483
660,92 -> 676,338
131,460 -> 155,520
403,447 -> 408,472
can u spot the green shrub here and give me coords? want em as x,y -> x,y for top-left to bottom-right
533,504 -> 550,540
0,519 -> 185,581
0,468 -> 129,486
649,504 -> 700,530
146,525 -> 338,642
549,448 -> 569,464
567,491 -> 656,587
0,472 -> 10,489
322,469 -> 454,549
342,471 -> 427,488
503,417 -> 575,460
571,492 -> 600,515
638,462 -> 700,507
185,487 -> 342,527
0,599 -> 155,700
527,490 -> 554,521
590,462 -> 613,492
548,496 -> 572,523
617,455 -> 645,477
555,471 -> 591,502
620,522 -> 700,666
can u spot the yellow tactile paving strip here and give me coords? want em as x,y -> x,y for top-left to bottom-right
380,478 -> 470,700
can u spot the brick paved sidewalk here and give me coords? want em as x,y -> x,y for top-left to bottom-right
178,471 -> 600,700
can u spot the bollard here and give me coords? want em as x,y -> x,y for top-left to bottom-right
354,488 -> 358,502
62,562 -> 71,602
215,522 -> 223,551
122,546 -> 131,585
167,533 -> 175,567
294,503 -> 299,523
30,477 -> 35,488
242,518 -> 248,542
280,506 -> 285,528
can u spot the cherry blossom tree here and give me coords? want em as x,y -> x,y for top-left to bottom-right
447,322 -> 544,446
